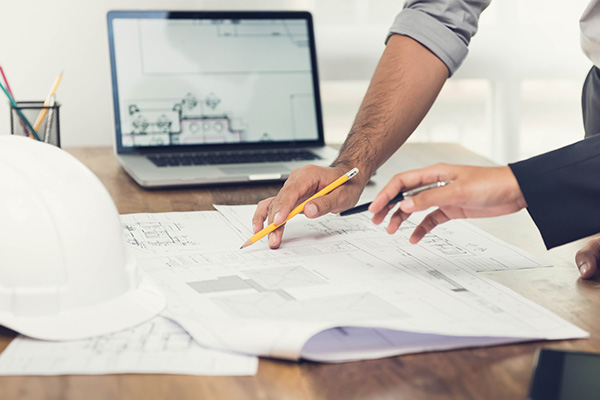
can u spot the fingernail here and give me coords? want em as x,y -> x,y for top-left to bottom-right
401,198 -> 414,212
253,223 -> 261,233
579,262 -> 590,276
269,233 -> 276,247
274,212 -> 283,225
305,203 -> 318,218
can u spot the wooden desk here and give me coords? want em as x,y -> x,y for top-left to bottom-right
2,143 -> 600,400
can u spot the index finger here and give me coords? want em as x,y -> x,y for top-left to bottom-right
369,164 -> 455,214
268,169 -> 321,226
252,197 -> 273,233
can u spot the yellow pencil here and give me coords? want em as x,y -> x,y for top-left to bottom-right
240,167 -> 359,249
33,71 -> 63,133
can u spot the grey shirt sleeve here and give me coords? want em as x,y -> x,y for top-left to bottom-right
386,0 -> 492,76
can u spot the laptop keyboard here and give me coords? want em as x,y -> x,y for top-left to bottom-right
147,149 -> 322,167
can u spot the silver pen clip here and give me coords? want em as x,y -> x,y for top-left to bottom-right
403,180 -> 452,197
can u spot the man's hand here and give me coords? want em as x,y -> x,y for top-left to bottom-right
575,236 -> 600,279
251,35 -> 449,249
369,164 -> 527,243
252,165 -> 367,249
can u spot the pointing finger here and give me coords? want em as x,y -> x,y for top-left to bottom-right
409,208 -> 451,244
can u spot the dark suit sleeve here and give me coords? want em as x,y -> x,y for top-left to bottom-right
508,134 -> 600,249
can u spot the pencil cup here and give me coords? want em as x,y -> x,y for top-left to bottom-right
10,101 -> 61,147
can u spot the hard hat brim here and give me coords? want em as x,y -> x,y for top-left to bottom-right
0,278 -> 165,341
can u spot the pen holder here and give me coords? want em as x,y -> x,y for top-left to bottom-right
10,101 -> 61,147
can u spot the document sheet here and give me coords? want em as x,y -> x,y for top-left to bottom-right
0,316 -> 257,376
121,205 -> 588,362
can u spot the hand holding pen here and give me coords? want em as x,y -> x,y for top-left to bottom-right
340,180 -> 452,216
366,164 -> 526,244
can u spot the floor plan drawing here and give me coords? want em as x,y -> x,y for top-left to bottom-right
123,221 -> 197,250
116,206 -> 587,362
0,317 -> 258,376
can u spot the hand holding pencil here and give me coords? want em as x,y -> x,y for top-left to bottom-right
243,168 -> 359,249
251,165 -> 367,249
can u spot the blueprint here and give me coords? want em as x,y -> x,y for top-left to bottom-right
121,206 -> 588,362
0,316 -> 257,375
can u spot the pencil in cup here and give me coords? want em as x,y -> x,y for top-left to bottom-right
241,168 -> 359,249
10,101 -> 61,147
33,71 -> 63,133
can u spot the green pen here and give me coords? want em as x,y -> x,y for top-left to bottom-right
0,81 -> 41,141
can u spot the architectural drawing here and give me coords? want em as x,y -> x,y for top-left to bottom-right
114,17 -> 319,147
85,318 -> 193,354
123,221 -> 197,250
212,292 -> 408,321
0,317 -> 258,376
214,19 -> 309,48
117,206 -> 587,362
124,92 -> 246,146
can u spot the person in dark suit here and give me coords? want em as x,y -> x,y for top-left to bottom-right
367,131 -> 600,279
368,65 -> 600,279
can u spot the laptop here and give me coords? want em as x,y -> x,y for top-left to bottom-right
106,10 -> 338,188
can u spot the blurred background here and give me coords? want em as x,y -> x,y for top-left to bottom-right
0,0 -> 593,164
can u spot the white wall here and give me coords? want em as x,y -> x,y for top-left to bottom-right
0,0 -> 315,146
0,0 -> 594,163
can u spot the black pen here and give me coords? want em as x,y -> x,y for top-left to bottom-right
340,181 -> 452,216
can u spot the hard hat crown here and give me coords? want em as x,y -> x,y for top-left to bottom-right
0,136 -> 164,340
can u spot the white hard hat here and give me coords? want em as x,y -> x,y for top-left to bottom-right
0,136 -> 165,340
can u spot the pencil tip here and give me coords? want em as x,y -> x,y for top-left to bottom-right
240,239 -> 253,249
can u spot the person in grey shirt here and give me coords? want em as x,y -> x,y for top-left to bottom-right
252,1 -> 600,278
388,0 -> 491,76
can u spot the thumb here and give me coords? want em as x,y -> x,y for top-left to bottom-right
575,237 -> 600,279
304,194 -> 336,219
304,189 -> 355,218
400,185 -> 453,213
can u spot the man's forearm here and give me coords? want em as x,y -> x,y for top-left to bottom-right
332,35 -> 449,179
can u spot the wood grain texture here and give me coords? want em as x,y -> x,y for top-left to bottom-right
1,144 -> 599,400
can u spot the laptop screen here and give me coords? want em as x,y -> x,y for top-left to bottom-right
107,11 -> 323,153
